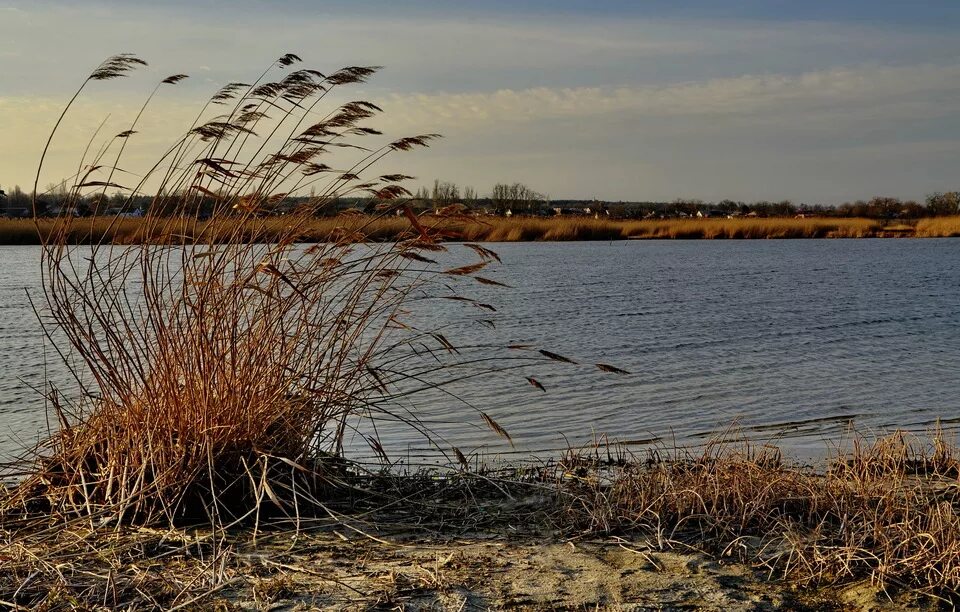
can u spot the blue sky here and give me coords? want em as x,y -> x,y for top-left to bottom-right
2,0 -> 960,203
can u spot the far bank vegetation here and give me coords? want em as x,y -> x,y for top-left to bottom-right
2,182 -> 960,243
5,213 -> 960,244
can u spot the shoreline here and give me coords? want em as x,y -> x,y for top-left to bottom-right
1,214 -> 960,245
170,527 -> 905,610
3,433 -> 959,609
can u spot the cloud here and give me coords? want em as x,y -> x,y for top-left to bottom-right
4,59 -> 960,202
382,62 -> 960,133
3,0 -> 960,205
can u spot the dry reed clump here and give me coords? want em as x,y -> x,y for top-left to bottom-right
557,430 -> 960,600
915,216 -> 960,237
0,53 -> 555,532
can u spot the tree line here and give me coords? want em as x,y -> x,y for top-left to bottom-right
411,180 -> 549,214
2,179 -> 960,220
658,193 -> 960,220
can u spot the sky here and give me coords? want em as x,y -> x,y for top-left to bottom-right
2,0 -> 960,204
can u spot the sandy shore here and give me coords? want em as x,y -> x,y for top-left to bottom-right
5,439 -> 958,609
208,530 -> 929,611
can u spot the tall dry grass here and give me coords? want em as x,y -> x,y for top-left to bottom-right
0,52 -> 638,610
0,53 -> 557,530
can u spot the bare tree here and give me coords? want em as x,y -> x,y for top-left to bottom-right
491,182 -> 544,215
927,192 -> 960,216
431,179 -> 460,206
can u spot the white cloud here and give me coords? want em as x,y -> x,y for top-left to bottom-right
382,62 -> 960,133
3,0 -> 960,205
4,59 -> 960,202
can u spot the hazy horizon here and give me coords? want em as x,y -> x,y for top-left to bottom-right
2,0 -> 960,204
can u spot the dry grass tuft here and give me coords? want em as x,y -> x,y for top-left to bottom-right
0,52 -> 629,609
0,53 -> 554,533
558,430 -> 960,601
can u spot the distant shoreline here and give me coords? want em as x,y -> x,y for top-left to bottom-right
0,214 -> 958,244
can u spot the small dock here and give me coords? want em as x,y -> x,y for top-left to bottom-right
877,224 -> 916,238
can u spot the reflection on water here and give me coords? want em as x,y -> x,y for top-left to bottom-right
2,239 -> 960,463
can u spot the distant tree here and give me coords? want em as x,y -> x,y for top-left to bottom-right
837,200 -> 865,217
491,183 -> 510,214
431,179 -> 460,206
491,182 -> 545,215
413,186 -> 430,202
901,200 -> 925,218
86,193 -> 111,216
926,192 -> 960,216
770,199 -> 796,217
671,198 -> 702,216
7,185 -> 30,214
717,199 -> 739,213
867,196 -> 903,219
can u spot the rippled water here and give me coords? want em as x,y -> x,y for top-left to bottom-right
2,240 -> 960,463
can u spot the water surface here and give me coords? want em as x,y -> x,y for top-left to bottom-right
2,240 -> 959,463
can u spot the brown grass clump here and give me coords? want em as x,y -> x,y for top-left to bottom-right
0,53 -> 548,531
558,430 -> 960,600
0,52 -> 631,609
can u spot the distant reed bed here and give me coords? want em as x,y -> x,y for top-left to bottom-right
915,216 -> 960,237
0,215 -> 900,244
353,214 -> 885,241
619,216 -> 883,239
0,214 -> 418,244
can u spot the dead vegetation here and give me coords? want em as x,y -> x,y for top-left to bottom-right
0,54 -> 553,536
559,430 -> 960,605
